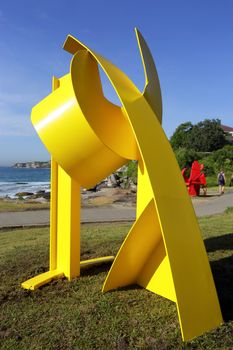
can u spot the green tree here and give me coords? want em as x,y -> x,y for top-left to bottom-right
198,155 -> 215,176
187,119 -> 226,152
170,119 -> 227,152
211,145 -> 233,172
198,145 -> 233,179
170,122 -> 193,149
174,148 -> 200,169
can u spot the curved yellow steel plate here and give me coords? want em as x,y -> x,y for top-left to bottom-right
22,29 -> 222,341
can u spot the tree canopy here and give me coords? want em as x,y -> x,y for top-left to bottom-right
170,122 -> 193,149
170,119 -> 227,152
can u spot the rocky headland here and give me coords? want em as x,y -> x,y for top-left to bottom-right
13,161 -> 50,168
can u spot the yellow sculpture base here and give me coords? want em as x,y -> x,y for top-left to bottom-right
21,256 -> 114,290
21,270 -> 64,291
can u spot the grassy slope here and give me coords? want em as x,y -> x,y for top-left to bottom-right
1,212 -> 233,349
0,199 -> 49,212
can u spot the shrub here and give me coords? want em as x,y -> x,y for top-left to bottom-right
174,148 -> 200,169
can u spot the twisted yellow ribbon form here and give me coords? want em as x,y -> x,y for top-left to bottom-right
22,29 -> 222,340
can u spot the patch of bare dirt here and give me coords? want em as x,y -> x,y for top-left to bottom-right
82,188 -> 136,208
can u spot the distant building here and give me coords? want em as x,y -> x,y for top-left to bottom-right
221,124 -> 233,137
220,124 -> 233,144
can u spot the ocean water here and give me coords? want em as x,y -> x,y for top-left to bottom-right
0,167 -> 50,198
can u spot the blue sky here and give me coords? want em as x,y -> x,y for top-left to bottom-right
0,0 -> 233,166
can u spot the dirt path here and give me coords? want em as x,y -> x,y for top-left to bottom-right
0,205 -> 136,228
192,191 -> 233,217
0,191 -> 232,228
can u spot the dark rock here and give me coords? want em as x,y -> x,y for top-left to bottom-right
41,192 -> 50,199
16,192 -> 34,197
29,192 -> 50,200
87,185 -> 98,192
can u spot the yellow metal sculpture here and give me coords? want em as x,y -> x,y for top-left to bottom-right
22,29 -> 222,341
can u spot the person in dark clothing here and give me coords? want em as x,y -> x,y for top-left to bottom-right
217,170 -> 226,195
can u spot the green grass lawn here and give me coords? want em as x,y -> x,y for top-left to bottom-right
0,199 -> 50,212
1,212 -> 233,349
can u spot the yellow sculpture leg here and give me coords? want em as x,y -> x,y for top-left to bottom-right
21,158 -> 80,289
103,199 -> 176,302
49,77 -> 60,271
49,157 -> 58,271
22,29 -> 223,341
56,165 -> 80,279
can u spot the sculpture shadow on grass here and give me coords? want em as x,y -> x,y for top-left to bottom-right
205,233 -> 233,321
81,262 -> 113,277
205,233 -> 233,253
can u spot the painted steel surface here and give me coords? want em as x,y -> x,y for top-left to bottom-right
22,29 -> 222,341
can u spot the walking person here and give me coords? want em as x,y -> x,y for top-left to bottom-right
217,170 -> 226,195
